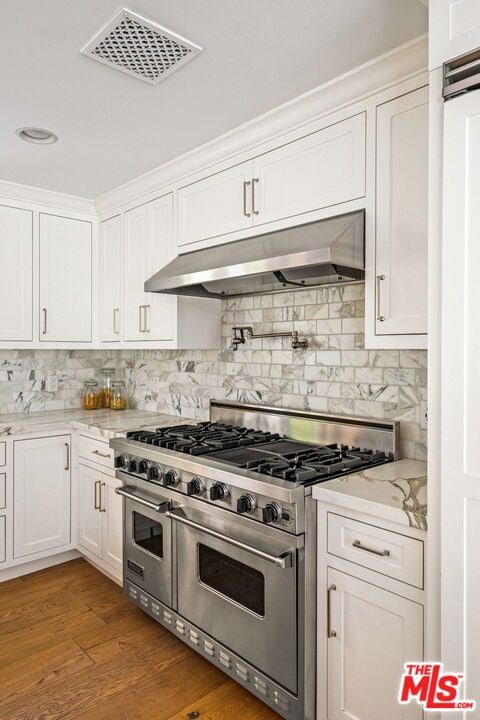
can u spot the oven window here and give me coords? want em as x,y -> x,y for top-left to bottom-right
133,512 -> 163,558
198,544 -> 265,616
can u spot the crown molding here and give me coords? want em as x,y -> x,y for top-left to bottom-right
0,179 -> 96,216
96,35 -> 428,217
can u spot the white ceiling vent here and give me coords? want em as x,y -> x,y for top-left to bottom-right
81,8 -> 202,85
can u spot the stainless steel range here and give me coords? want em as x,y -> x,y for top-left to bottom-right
110,401 -> 399,720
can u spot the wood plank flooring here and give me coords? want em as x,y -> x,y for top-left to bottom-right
0,559 -> 281,720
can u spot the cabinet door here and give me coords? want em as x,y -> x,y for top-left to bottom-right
13,435 -> 71,558
99,215 -> 122,342
0,517 -> 5,563
101,474 -> 123,574
39,214 -> 92,342
442,89 -> 480,708
78,463 -> 103,559
430,0 -> 480,70
327,569 -> 423,720
123,205 -> 148,341
375,87 -> 428,336
253,114 -> 366,226
177,160 -> 254,247
145,195 -> 174,340
0,205 -> 33,341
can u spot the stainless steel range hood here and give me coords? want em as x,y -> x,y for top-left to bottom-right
145,210 -> 365,299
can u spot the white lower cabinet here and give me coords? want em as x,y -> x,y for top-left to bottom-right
78,462 -> 122,577
13,435 -> 71,558
102,475 -> 123,575
0,516 -> 5,563
326,568 -> 423,720
78,464 -> 103,558
316,500 -> 426,720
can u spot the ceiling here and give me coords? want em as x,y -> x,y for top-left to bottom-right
0,0 -> 427,199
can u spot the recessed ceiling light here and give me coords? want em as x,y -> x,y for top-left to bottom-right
16,127 -> 58,144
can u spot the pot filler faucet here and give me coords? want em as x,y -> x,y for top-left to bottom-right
231,326 -> 309,351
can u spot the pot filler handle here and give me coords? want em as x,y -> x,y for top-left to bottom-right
165,508 -> 294,569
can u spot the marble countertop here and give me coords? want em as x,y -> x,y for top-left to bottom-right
312,458 -> 427,531
0,408 -> 185,440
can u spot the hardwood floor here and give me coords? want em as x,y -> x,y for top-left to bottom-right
0,559 -> 281,720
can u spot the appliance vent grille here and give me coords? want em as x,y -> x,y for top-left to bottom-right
81,9 -> 202,85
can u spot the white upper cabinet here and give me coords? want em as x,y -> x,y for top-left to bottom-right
123,204 -> 148,341
373,86 -> 428,340
123,194 -> 174,342
177,114 -> 366,249
145,195 -> 175,341
13,435 -> 71,558
0,205 -> 33,341
39,214 -> 92,342
177,160 -> 254,247
253,114 -> 366,226
430,0 -> 480,69
99,215 -> 122,342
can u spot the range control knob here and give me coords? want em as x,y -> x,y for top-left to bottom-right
262,502 -> 281,524
128,458 -> 139,474
137,459 -> 149,474
237,494 -> 255,514
114,454 -> 128,469
186,477 -> 204,496
163,469 -> 179,487
147,464 -> 162,482
209,483 -> 228,501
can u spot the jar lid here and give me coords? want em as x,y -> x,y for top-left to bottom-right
111,380 -> 126,387
102,368 -> 116,375
84,380 -> 98,386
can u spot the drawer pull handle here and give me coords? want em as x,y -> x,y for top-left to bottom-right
92,450 -> 111,458
327,583 -> 336,638
353,539 -> 390,557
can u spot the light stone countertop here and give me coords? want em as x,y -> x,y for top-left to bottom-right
312,458 -> 427,531
0,408 -> 186,440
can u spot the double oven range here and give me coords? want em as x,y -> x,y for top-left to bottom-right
110,401 -> 399,720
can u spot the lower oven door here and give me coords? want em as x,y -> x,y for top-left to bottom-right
120,485 -> 173,607
169,505 -> 299,694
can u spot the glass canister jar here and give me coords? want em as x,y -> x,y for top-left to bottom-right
100,368 -> 116,408
110,381 -> 128,411
82,380 -> 100,410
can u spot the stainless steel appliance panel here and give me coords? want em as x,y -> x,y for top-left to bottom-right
123,490 -> 173,607
172,505 -> 298,693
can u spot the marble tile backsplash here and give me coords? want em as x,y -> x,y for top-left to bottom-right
0,284 -> 427,459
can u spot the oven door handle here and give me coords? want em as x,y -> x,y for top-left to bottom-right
166,509 -> 293,569
115,486 -> 170,513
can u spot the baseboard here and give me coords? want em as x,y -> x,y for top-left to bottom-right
0,549 -> 81,582
78,549 -> 123,587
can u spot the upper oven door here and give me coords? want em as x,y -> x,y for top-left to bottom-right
168,504 -> 299,694
120,483 -> 173,608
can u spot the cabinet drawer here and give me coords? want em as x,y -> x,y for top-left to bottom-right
0,473 -> 5,509
327,513 -> 424,588
0,516 -> 5,562
78,436 -> 114,469
0,442 -> 5,466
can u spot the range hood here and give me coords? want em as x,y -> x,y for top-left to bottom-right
145,210 -> 365,299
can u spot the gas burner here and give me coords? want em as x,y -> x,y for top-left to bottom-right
127,423 -> 281,455
125,423 -> 392,486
